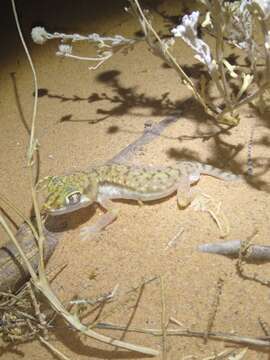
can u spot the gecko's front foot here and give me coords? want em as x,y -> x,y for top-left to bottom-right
79,211 -> 118,240
80,225 -> 101,241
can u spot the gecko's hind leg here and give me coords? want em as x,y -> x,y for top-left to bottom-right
176,176 -> 195,208
80,198 -> 118,240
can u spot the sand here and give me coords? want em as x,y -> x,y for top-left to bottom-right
1,0 -> 270,359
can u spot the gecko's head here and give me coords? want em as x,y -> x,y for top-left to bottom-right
37,172 -> 96,216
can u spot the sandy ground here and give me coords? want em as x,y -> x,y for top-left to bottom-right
1,0 -> 270,359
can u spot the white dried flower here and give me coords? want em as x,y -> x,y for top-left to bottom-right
87,33 -> 134,47
223,0 -> 252,50
31,26 -> 49,45
171,11 -> 199,38
56,44 -> 73,56
201,11 -> 212,28
171,11 -> 215,72
265,30 -> 270,49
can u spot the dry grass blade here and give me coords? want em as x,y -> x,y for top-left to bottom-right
204,277 -> 224,343
94,322 -> 270,349
38,336 -> 71,360
0,220 -> 59,293
160,276 -> 167,360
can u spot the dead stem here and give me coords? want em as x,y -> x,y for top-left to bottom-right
204,277 -> 224,343
95,322 -> 270,348
212,0 -> 232,111
38,336 -> 71,360
166,227 -> 184,249
236,231 -> 270,286
10,0 -> 38,166
0,193 -> 38,240
202,348 -> 247,360
258,318 -> 270,336
0,214 -> 38,281
28,283 -> 48,340
160,276 -> 167,360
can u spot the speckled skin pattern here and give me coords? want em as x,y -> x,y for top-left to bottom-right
37,161 -> 240,235
38,161 -> 239,214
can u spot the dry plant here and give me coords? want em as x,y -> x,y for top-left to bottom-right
31,0 -> 270,125
236,231 -> 270,286
31,25 -> 136,70
128,0 -> 270,124
0,284 -> 52,343
0,0 -> 158,357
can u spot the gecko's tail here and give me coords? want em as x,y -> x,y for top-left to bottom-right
198,163 -> 242,181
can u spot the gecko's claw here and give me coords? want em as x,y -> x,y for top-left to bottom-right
80,225 -> 100,241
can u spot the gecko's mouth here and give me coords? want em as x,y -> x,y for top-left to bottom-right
49,195 -> 91,216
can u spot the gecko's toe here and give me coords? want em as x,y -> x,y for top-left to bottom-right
80,226 -> 100,241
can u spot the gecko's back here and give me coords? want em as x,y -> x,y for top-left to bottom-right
90,163 -> 185,201
90,161 -> 241,202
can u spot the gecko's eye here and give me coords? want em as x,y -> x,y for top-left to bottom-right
66,192 -> 81,206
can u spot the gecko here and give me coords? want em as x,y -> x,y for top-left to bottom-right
37,161 -> 241,239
